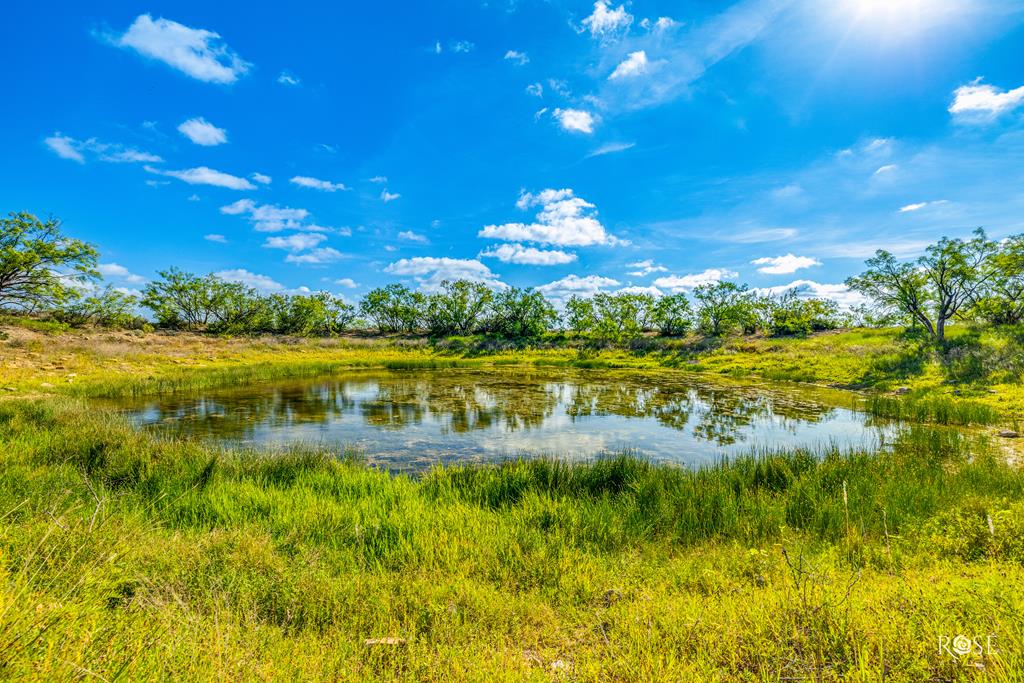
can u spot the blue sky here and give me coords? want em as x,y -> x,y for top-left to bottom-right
4,0 -> 1024,306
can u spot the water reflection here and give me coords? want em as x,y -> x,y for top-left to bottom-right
104,368 -> 894,471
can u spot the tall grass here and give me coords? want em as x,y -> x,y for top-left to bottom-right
1,400 -> 1023,679
863,392 -> 1002,426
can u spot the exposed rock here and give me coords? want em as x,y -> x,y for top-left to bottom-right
998,430 -> 1020,439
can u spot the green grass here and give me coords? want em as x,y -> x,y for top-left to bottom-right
1,399 -> 1023,679
863,393 -> 1003,426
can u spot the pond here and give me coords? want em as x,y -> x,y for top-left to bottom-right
103,368 -> 899,472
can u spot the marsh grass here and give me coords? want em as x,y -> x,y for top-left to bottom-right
863,393 -> 1002,426
1,398 -> 1023,679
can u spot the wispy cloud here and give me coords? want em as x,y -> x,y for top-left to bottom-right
504,50 -> 529,65
588,141 -> 635,157
277,71 -> 300,86
381,189 -> 401,202
397,230 -> 428,243
107,14 -> 250,84
290,176 -> 349,192
146,165 -> 255,190
44,133 -> 162,164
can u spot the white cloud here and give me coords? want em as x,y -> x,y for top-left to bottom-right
479,243 -> 577,265
751,253 -> 821,275
504,50 -> 529,65
752,280 -> 866,310
537,274 -> 620,300
949,80 -> 1024,122
285,248 -> 344,265
553,108 -> 596,134
145,180 -> 170,188
653,269 -> 738,292
617,285 -> 663,296
214,269 -> 284,292
398,230 -> 429,243
204,233 -> 227,243
526,82 -> 544,97
588,141 -> 636,157
641,16 -> 677,31
609,50 -> 648,80
112,14 -> 250,84
277,71 -> 300,86
290,175 -> 348,192
220,199 -> 310,232
898,200 -> 948,213
44,134 -> 84,163
450,41 -> 475,53
381,189 -> 401,202
263,233 -> 327,251
480,188 -> 625,247
250,172 -> 272,185
188,194 -> 201,202
385,257 -> 504,291
44,133 -> 162,164
369,175 -> 388,184
146,165 -> 255,190
177,117 -> 227,146
582,1 -> 633,38
727,227 -> 798,243
334,278 -> 359,288
98,262 -> 146,284
626,259 -> 667,277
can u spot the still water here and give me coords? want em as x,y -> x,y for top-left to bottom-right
106,368 -> 896,471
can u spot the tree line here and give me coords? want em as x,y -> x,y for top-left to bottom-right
3,211 -> 1023,344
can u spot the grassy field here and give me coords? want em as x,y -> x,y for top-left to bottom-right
1,323 -> 1024,679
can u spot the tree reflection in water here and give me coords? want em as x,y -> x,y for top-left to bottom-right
107,368 -> 878,467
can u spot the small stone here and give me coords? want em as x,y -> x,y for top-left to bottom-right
893,387 -> 911,395
364,637 -> 406,646
998,430 -> 1020,439
2,387 -> 16,392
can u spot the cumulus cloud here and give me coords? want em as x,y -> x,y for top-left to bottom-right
263,233 -> 327,252
146,165 -> 255,190
479,243 -> 577,265
397,230 -> 428,244
480,188 -> 625,248
553,108 -> 596,134
204,233 -> 228,243
504,50 -> 529,65
285,248 -> 344,265
334,278 -> 359,288
214,269 -> 285,292
751,253 -> 821,275
626,259 -> 667,277
752,280 -> 866,309
949,79 -> 1024,122
220,199 -> 310,232
177,117 -> 227,146
44,133 -> 162,164
653,268 -> 738,292
384,257 -> 504,291
617,285 -> 663,296
110,14 -> 250,84
536,274 -> 620,301
609,50 -> 648,80
290,175 -> 348,192
582,0 -> 633,38
98,263 -> 146,284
